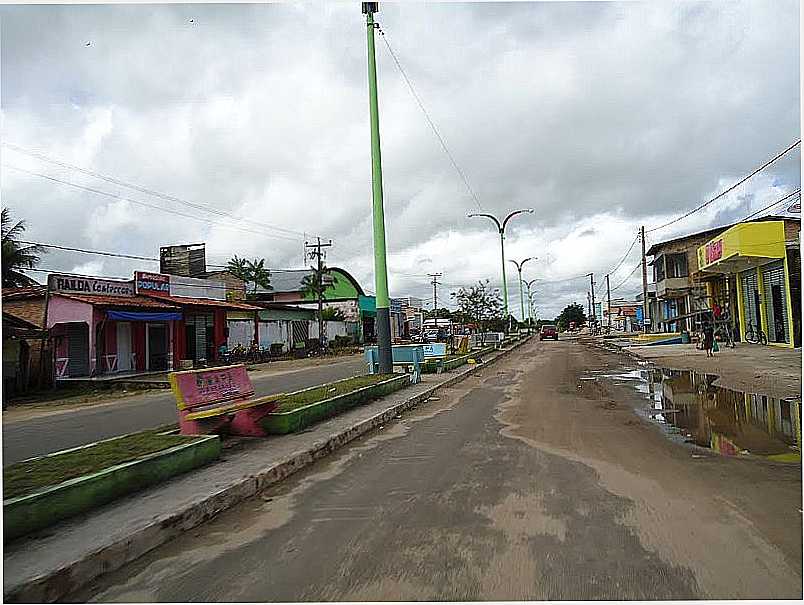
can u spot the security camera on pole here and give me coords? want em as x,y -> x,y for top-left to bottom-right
467,209 -> 534,333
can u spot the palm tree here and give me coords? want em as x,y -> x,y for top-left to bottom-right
2,208 -> 44,288
246,258 -> 271,294
226,255 -> 272,294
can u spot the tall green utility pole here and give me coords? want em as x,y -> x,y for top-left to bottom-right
363,2 -> 392,373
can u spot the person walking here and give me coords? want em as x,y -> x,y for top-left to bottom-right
703,321 -> 715,357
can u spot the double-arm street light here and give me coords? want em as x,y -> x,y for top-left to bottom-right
523,278 -> 539,326
509,257 -> 537,324
467,209 -> 534,331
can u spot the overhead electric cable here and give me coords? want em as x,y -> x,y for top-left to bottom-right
610,262 -> 642,293
740,188 -> 801,222
607,233 -> 640,276
376,24 -> 484,211
3,142 -> 320,240
3,164 -> 300,242
646,139 -> 801,233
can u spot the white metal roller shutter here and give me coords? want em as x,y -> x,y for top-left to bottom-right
741,270 -> 759,330
762,261 -> 789,343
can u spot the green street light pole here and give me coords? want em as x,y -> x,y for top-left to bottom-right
509,257 -> 536,324
523,278 -> 538,327
468,209 -> 534,332
363,2 -> 392,373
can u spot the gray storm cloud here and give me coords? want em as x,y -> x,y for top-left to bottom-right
1,1 -> 799,318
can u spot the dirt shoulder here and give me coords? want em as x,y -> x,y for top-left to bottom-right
497,339 -> 801,599
620,341 -> 801,400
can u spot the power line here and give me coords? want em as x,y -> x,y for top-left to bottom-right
16,241 -> 317,275
610,262 -> 642,293
646,139 -> 801,233
376,24 -> 484,211
4,164 -> 300,242
606,232 -> 640,276
740,188 -> 801,222
3,142 -> 320,241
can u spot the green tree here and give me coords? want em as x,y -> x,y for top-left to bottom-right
454,280 -> 504,340
555,302 -> 586,331
301,266 -> 338,349
2,208 -> 44,288
321,307 -> 345,321
226,255 -> 272,294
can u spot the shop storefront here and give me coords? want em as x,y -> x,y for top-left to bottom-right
256,305 -> 316,352
45,274 -> 183,377
697,220 -> 799,347
227,310 -> 258,349
135,271 -> 259,366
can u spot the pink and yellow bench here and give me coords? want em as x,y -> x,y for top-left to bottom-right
170,364 -> 284,436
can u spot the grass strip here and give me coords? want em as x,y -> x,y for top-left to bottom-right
4,429 -> 195,500
273,374 -> 396,414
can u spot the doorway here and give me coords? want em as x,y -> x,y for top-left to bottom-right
147,324 -> 168,371
117,322 -> 132,372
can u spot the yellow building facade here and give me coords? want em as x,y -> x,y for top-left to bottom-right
697,220 -> 797,347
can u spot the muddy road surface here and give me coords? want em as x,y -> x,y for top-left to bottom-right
70,339 -> 802,602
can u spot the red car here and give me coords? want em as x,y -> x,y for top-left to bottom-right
540,324 -> 558,340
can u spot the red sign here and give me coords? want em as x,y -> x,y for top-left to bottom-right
135,271 -> 170,296
171,365 -> 253,407
705,239 -> 723,265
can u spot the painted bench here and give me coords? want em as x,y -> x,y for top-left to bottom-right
365,344 -> 424,384
421,342 -> 449,373
170,364 -> 284,436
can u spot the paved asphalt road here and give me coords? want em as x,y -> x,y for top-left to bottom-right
2,357 -> 366,465
73,340 -> 801,602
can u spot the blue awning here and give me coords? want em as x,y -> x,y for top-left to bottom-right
106,311 -> 182,322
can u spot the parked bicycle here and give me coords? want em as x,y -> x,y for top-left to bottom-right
744,322 -> 768,345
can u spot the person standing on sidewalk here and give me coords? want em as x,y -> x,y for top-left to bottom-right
703,321 -> 715,357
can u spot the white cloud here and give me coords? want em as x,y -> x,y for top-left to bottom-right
0,1 -> 799,318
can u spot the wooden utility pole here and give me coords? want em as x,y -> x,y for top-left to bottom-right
587,273 -> 596,331
606,274 -> 612,333
640,226 -> 650,332
305,237 -> 333,351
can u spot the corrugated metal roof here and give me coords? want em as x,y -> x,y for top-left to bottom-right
144,294 -> 260,310
2,286 -> 47,300
57,293 -> 180,309
254,269 -> 310,294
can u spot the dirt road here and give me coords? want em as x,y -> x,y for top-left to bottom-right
70,339 -> 802,601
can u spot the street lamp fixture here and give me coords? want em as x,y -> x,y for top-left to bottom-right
523,277 -> 539,328
467,209 -> 534,332
509,257 -> 537,324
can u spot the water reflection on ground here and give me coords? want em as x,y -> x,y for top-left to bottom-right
600,367 -> 801,463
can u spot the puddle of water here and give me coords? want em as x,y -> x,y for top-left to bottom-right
600,367 -> 802,463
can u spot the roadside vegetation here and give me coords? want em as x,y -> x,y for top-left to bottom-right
273,374 -> 395,413
4,428 -> 189,500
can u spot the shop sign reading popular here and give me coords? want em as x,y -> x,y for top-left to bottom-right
48,274 -> 134,297
135,271 -> 171,296
705,239 -> 723,265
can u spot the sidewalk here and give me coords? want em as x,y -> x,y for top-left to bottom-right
3,340 -> 527,603
591,337 -> 801,401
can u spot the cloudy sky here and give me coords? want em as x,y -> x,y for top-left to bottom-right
1,0 -> 800,318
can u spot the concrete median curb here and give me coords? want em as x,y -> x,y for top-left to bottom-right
4,337 -> 531,603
